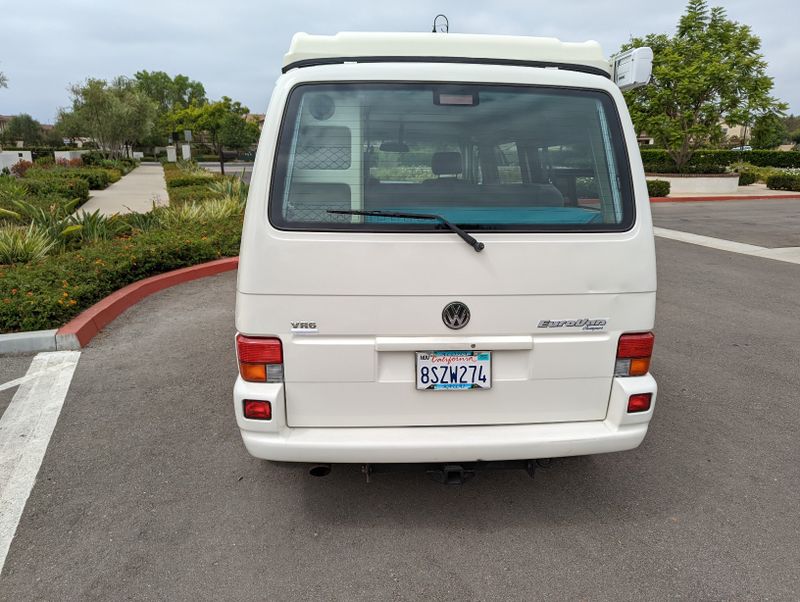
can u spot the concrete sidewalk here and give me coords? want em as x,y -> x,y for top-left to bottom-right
79,165 -> 168,215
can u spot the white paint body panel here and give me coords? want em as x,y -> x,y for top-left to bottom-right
235,59 -> 657,462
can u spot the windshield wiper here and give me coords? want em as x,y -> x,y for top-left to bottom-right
327,209 -> 485,252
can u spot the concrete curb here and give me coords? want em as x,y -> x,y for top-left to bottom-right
651,194 -> 800,203
0,257 -> 239,355
0,330 -> 59,354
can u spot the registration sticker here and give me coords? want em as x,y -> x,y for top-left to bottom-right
415,351 -> 491,390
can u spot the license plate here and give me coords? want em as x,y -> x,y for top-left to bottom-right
416,351 -> 492,390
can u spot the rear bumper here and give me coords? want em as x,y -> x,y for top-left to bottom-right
240,421 -> 649,463
234,374 -> 657,463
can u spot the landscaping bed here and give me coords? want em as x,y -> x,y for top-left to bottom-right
0,160 -> 246,334
640,149 -> 800,194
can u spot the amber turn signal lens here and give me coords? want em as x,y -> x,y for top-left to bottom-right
240,362 -> 267,382
629,358 -> 651,376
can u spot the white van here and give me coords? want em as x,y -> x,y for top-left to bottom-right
234,32 -> 657,477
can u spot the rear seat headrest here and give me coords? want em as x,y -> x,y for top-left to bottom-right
431,152 -> 462,176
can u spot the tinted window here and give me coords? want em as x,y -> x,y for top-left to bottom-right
270,83 -> 633,232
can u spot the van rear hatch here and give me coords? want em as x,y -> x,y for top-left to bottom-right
237,77 -> 655,428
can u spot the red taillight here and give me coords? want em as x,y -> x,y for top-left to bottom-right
615,332 -> 654,377
244,399 -> 272,420
617,332 -> 655,358
627,393 -> 652,413
236,335 -> 283,383
236,335 -> 283,364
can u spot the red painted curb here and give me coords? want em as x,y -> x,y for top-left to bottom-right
57,257 -> 239,348
650,194 -> 800,203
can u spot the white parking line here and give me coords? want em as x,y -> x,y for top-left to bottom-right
0,351 -> 80,573
654,227 -> 800,265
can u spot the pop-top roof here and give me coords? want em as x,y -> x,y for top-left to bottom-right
283,32 -> 610,76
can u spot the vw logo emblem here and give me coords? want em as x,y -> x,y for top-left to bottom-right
442,301 -> 470,330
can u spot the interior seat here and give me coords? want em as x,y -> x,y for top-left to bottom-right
423,152 -> 469,185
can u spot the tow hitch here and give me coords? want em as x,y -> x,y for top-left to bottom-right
361,459 -> 551,484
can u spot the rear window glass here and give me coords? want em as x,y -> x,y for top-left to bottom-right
270,83 -> 633,232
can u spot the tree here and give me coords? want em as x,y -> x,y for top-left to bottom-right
133,70 -> 206,112
781,114 -> 800,135
219,113 -> 261,155
133,71 -> 206,145
621,0 -> 785,171
750,113 -> 788,149
170,97 -> 258,173
1,114 -> 43,146
58,78 -> 157,158
791,130 -> 800,146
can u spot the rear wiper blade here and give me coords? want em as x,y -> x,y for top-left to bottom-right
327,209 -> 485,252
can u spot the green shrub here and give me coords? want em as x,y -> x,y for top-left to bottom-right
68,210 -> 127,244
646,179 -> 670,197
0,177 -> 29,203
1,194 -> 78,220
101,168 -> 122,183
80,151 -> 105,166
34,155 -> 55,168
167,184 -> 220,206
21,177 -> 90,203
157,197 -> 242,229
641,149 -> 800,173
1,198 -> 82,250
0,215 -> 242,332
165,173 -> 218,188
737,171 -> 757,186
207,176 -> 249,205
118,209 -> 162,234
25,167 -> 111,190
766,174 -> 800,192
0,224 -> 56,264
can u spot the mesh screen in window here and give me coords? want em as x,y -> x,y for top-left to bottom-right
294,126 -> 351,170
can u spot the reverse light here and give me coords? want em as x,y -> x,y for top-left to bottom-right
627,393 -> 652,413
243,399 -> 272,420
615,332 -> 654,377
236,335 -> 283,383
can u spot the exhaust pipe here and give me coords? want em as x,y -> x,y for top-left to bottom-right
309,464 -> 331,477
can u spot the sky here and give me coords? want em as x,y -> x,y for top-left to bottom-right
1,0 -> 797,123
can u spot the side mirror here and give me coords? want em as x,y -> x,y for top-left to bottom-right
610,47 -> 653,91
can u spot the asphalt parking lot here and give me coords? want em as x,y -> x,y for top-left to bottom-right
1,199 -> 799,600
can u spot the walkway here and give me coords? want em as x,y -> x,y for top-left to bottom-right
79,165 -> 168,216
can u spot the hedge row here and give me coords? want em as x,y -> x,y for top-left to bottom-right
641,149 -> 800,173
25,178 -> 90,204
24,166 -> 120,190
646,180 -> 670,197
766,174 -> 800,192
166,174 -> 220,188
0,214 -> 242,333
167,184 -> 221,206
